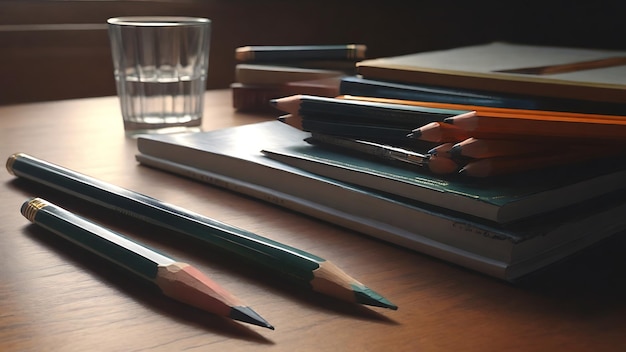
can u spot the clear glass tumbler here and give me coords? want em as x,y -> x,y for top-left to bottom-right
107,17 -> 211,135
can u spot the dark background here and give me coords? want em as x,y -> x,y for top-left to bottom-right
1,0 -> 624,105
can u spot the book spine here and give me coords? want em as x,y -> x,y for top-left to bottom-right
231,82 -> 341,112
357,64 -> 626,104
235,64 -> 343,85
231,84 -> 283,112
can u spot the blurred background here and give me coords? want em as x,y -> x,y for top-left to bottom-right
0,0 -> 623,105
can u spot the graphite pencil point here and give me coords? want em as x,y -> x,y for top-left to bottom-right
230,306 -> 275,330
406,129 -> 421,139
352,285 -> 398,310
311,260 -> 397,310
449,144 -> 463,157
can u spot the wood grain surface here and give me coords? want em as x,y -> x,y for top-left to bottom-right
1,90 -> 625,351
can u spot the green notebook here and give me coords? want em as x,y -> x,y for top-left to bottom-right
135,121 -> 626,281
261,135 -> 626,224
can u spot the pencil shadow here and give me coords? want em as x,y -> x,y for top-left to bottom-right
19,214 -> 274,344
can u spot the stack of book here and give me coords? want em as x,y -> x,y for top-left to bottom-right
136,42 -> 626,282
231,44 -> 366,112
347,42 -> 626,114
290,42 -> 626,177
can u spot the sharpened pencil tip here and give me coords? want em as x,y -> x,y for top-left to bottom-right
352,284 -> 398,310
230,306 -> 275,330
406,130 -> 421,139
449,144 -> 462,157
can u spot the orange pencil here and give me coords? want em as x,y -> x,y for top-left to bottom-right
444,113 -> 626,142
449,137 -> 555,159
339,95 -> 626,122
427,142 -> 455,158
277,114 -> 301,129
458,149 -> 617,177
427,154 -> 460,174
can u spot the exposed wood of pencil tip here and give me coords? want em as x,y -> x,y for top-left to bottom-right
427,143 -> 455,157
426,155 -> 460,174
277,114 -> 301,130
310,260 -> 397,310
407,121 -> 471,143
270,94 -> 302,115
444,113 -> 626,142
157,263 -> 274,330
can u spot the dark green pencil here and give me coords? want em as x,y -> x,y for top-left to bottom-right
20,197 -> 273,329
7,153 -> 397,310
235,44 -> 367,62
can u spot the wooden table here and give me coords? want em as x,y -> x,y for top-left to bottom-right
1,90 -> 625,351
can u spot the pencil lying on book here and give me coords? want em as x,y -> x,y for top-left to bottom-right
305,133 -> 460,174
236,44 -> 367,62
407,121 -> 472,143
495,56 -> 626,75
449,137 -> 556,159
443,113 -> 626,142
20,197 -> 274,330
457,149 -> 618,177
7,153 -> 397,310
408,120 -> 615,146
427,143 -> 455,158
278,113 -> 417,143
339,95 -> 626,122
271,94 -> 474,128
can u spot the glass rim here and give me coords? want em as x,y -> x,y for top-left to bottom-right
107,16 -> 210,27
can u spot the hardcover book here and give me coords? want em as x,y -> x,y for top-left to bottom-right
135,121 -> 626,281
231,77 -> 341,112
235,64 -> 344,85
356,42 -> 626,103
